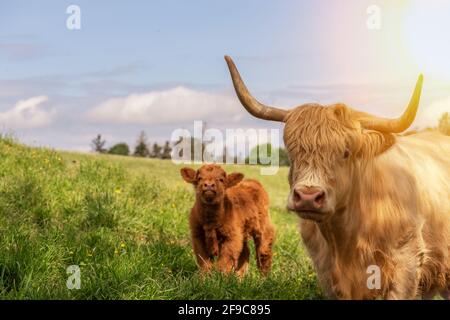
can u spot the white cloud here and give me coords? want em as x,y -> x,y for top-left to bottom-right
0,96 -> 55,129
87,86 -> 244,125
415,96 -> 450,128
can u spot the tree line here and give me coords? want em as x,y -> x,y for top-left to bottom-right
91,131 -> 172,158
90,113 -> 449,163
90,132 -> 290,166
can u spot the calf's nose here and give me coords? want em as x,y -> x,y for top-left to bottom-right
293,186 -> 326,211
202,182 -> 216,190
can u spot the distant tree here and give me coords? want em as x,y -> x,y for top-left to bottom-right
438,112 -> 450,136
278,148 -> 290,166
172,136 -> 208,162
108,143 -> 130,156
91,134 -> 107,153
222,145 -> 228,163
151,142 -> 162,158
220,146 -> 241,164
172,122 -> 211,162
161,141 -> 172,159
246,143 -> 273,165
192,137 -> 205,162
133,131 -> 150,157
245,143 -> 290,166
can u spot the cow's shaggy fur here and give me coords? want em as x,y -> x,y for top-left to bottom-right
284,104 -> 450,299
180,164 -> 275,277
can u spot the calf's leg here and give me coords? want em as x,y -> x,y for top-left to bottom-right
217,235 -> 243,274
235,241 -> 250,278
254,225 -> 275,276
204,228 -> 219,257
191,229 -> 213,274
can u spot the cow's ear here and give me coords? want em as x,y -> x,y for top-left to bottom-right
356,131 -> 396,158
332,103 -> 352,121
226,172 -> 244,188
180,167 -> 197,184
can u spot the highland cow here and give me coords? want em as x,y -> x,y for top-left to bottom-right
225,55 -> 450,299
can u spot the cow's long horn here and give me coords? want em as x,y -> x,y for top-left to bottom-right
225,55 -> 288,122
358,75 -> 423,133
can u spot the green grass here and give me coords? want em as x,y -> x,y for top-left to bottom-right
0,137 -> 322,299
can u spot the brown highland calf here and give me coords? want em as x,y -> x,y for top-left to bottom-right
180,164 -> 275,277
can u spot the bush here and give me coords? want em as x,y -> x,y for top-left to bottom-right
246,144 -> 290,166
108,143 -> 130,156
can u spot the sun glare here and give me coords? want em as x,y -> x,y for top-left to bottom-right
404,0 -> 450,82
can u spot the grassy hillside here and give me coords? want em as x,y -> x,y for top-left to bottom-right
0,137 -> 322,299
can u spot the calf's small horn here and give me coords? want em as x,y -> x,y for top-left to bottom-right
358,75 -> 424,133
225,55 -> 288,122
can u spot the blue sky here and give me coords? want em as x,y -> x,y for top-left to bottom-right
0,0 -> 449,151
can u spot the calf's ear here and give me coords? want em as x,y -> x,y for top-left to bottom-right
226,172 -> 244,188
180,167 -> 197,184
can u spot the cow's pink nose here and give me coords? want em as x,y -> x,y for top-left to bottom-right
293,186 -> 326,211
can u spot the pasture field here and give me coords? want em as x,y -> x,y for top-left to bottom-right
0,137 -> 322,299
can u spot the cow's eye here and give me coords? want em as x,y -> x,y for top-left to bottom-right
198,176 -> 203,180
219,178 -> 224,183
343,149 -> 350,159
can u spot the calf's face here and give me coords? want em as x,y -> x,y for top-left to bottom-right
180,164 -> 244,205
